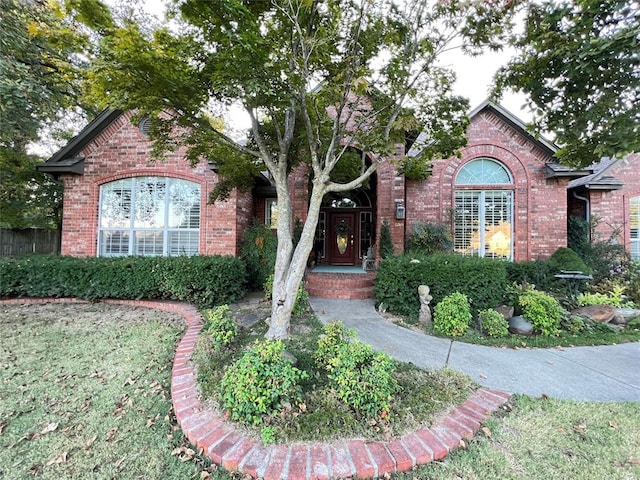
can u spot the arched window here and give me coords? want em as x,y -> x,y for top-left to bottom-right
455,157 -> 512,185
98,177 -> 200,257
631,196 -> 640,259
454,159 -> 513,260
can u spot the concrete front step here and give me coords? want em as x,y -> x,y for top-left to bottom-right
305,270 -> 376,299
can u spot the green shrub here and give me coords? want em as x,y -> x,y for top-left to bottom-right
433,292 -> 472,337
219,340 -> 308,425
240,222 -> 278,289
325,340 -> 397,419
0,255 -> 246,308
478,309 -> 509,337
518,290 -> 562,336
379,219 -> 394,259
548,247 -> 591,274
505,260 -> 556,292
578,284 -> 629,308
568,215 -> 628,283
263,273 -> 310,316
314,321 -> 355,371
374,253 -> 508,318
204,305 -> 237,349
561,314 -> 586,334
406,222 -> 453,255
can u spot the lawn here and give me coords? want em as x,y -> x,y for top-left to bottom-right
2,301 -> 638,480
399,395 -> 640,480
0,302 -> 229,480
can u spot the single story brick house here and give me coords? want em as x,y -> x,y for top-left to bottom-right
38,101 -> 639,287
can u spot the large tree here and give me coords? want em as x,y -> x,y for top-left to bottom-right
84,0 -> 514,339
496,0 -> 640,166
0,0 -> 100,228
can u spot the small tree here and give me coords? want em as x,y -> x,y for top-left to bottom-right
82,0 -> 515,339
379,220 -> 394,259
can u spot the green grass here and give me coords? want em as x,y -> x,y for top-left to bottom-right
3,301 -> 638,480
0,302 -> 234,480
396,395 -> 640,480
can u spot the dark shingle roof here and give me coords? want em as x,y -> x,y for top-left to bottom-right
37,109 -> 123,175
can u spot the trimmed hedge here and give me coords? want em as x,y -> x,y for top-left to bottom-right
374,253 -> 509,318
0,255 -> 247,308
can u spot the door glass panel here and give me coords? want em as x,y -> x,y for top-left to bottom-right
335,219 -> 350,254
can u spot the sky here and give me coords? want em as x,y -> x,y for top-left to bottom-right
138,0 -> 533,127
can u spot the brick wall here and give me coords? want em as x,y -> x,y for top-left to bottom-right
589,153 -> 640,254
59,111 -> 246,257
405,109 -> 566,261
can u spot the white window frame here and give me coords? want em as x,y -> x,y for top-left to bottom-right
631,196 -> 640,260
454,159 -> 514,260
98,177 -> 200,257
265,198 -> 278,229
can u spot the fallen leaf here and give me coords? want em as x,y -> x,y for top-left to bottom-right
40,422 -> 59,434
146,418 -> 155,428
0,422 -> 7,435
479,373 -> 487,379
572,418 -> 587,435
115,456 -> 126,469
105,427 -> 118,441
200,472 -> 212,480
481,427 -> 491,437
609,420 -> 618,429
84,435 -> 98,450
628,457 -> 640,466
46,452 -> 68,466
171,447 -> 182,456
554,345 -> 565,351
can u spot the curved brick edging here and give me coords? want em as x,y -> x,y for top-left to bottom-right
2,298 -> 511,479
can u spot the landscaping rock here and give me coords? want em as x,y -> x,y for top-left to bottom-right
493,305 -> 514,321
572,305 -> 616,324
508,316 -> 533,335
613,308 -> 640,324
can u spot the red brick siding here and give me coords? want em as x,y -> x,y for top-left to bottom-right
589,153 -> 640,254
406,110 -> 566,261
58,111 -> 245,257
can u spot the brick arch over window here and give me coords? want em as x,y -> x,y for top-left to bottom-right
404,142 -> 550,261
453,158 -> 514,260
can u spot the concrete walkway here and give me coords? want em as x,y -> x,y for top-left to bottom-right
309,297 -> 640,402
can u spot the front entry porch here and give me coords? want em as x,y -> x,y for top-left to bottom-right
305,265 -> 376,300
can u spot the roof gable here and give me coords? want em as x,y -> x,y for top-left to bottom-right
407,100 -> 558,159
37,109 -> 123,175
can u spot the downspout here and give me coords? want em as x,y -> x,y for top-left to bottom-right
572,190 -> 590,223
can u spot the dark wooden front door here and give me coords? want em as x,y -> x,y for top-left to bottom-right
330,213 -> 356,265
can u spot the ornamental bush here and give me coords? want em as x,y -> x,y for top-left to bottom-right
314,321 -> 355,371
433,292 -> 472,337
240,222 -> 277,289
518,290 -> 563,336
478,309 -> 509,337
326,340 -> 397,419
0,254 -> 246,308
406,222 -> 453,255
219,340 -> 308,425
203,305 -> 237,349
374,253 -> 508,318
314,322 -> 397,419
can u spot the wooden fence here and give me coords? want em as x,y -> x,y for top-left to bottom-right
0,229 -> 60,256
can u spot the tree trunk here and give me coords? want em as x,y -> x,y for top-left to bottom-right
265,179 -> 325,339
